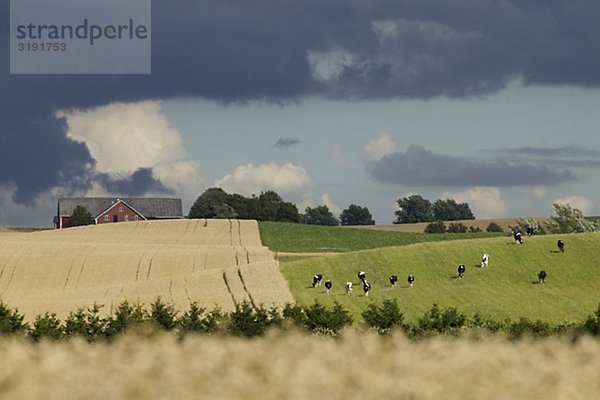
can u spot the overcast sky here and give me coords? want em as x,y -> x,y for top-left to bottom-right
2,0 -> 600,226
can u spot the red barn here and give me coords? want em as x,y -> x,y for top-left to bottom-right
54,197 -> 184,229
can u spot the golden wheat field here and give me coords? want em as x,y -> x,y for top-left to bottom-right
0,219 -> 293,320
0,332 -> 598,400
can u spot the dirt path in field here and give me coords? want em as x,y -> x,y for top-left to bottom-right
0,219 -> 294,321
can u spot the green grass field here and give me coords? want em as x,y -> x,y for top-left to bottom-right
259,221 -> 503,253
279,232 -> 600,325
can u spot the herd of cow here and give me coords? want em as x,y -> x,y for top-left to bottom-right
311,232 -> 566,295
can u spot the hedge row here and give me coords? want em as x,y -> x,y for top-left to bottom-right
1,298 -> 599,342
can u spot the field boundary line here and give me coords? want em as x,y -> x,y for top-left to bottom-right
222,270 -> 236,306
237,268 -> 256,309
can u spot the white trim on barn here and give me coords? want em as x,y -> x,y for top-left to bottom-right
93,199 -> 147,224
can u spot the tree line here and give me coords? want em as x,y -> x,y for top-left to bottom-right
394,194 -> 474,224
188,188 -> 375,226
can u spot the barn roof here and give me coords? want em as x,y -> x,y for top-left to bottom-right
58,198 -> 184,218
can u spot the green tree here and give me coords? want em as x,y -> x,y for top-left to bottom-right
340,204 -> 375,226
255,191 -> 301,223
546,203 -> 597,233
189,188 -> 301,222
303,205 -> 339,226
189,188 -> 232,218
68,205 -> 94,227
432,199 -> 474,221
394,195 -> 433,223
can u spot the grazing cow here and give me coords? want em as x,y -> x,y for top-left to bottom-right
481,253 -> 489,268
358,271 -> 366,283
407,274 -> 415,287
389,274 -> 398,287
346,282 -> 353,295
312,274 -> 323,288
325,280 -> 332,294
526,227 -> 534,236
557,240 -> 565,253
538,270 -> 547,283
363,280 -> 371,296
514,231 -> 523,244
457,264 -> 466,278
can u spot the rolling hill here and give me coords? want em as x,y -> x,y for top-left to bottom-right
279,232 -> 600,324
0,219 -> 293,321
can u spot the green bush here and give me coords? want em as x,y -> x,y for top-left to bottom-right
424,221 -> 446,233
64,304 -> 108,342
29,313 -> 64,342
362,299 -> 405,334
468,313 -> 504,333
506,317 -> 552,340
580,303 -> 600,336
105,301 -> 147,338
486,221 -> 504,233
298,301 -> 353,336
447,222 -> 468,233
227,302 -> 278,338
414,304 -> 466,337
0,301 -> 27,335
149,298 -> 178,331
468,226 -> 483,233
178,303 -> 225,335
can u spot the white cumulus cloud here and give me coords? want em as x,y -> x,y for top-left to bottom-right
364,133 -> 399,161
57,101 -> 206,204
215,163 -> 313,206
553,195 -> 594,215
439,187 -> 508,219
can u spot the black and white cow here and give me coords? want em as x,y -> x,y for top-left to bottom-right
312,274 -> 323,288
557,240 -> 565,253
538,270 -> 547,283
346,282 -> 353,295
481,253 -> 489,268
325,280 -> 332,294
363,280 -> 371,296
526,227 -> 534,236
457,264 -> 466,278
407,274 -> 415,287
358,271 -> 366,284
514,231 -> 523,244
389,274 -> 398,287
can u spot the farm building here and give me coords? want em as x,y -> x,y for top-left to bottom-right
54,197 -> 184,228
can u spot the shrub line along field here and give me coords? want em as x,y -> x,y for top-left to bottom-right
0,219 -> 293,321
348,217 -> 548,233
279,232 -> 600,324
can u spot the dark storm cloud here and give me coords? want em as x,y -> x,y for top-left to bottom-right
274,138 -> 302,149
490,146 -> 600,168
2,0 -> 600,204
97,168 -> 172,197
367,145 -> 576,187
